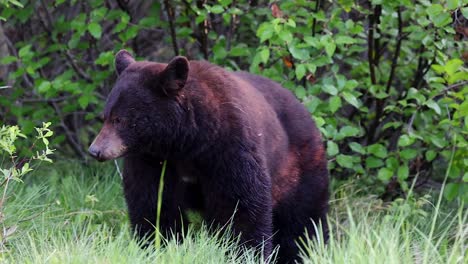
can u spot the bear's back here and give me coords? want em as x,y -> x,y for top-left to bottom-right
232,71 -> 319,140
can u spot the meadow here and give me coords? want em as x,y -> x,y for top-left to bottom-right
1,162 -> 465,264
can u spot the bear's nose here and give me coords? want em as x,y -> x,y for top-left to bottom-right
88,145 -> 101,160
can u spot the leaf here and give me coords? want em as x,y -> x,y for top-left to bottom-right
37,81 -> 51,94
18,44 -> 32,58
270,3 -> 283,18
349,142 -> 366,154
447,0 -> 459,10
425,100 -> 441,115
0,55 -> 17,64
336,154 -> 354,168
426,4 -> 443,17
325,41 -> 336,57
398,135 -> 413,147
219,0 -> 232,7
444,59 -> 463,75
279,30 -> 293,43
425,150 -> 437,162
322,84 -> 338,95
286,19 -> 296,28
230,45 -> 250,57
366,157 -> 384,169
386,157 -> 399,170
289,45 -> 310,60
397,164 -> 409,181
88,22 -> 102,39
342,92 -> 361,108
257,23 -> 274,42
339,126 -> 360,137
209,5 -> 224,14
368,144 -> 388,159
400,149 -> 418,160
304,36 -> 321,48
94,51 -> 113,66
78,95 -> 90,109
462,7 -> 468,18
8,0 -> 23,7
329,96 -> 342,113
335,35 -> 356,45
282,56 -> 294,68
443,183 -> 459,201
327,141 -> 339,156
295,64 -> 306,80
429,135 -> 447,148
377,168 -> 393,182
432,13 -> 452,27
259,48 -> 270,64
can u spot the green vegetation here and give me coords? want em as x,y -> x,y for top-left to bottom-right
0,0 -> 466,263
0,164 -> 465,263
1,0 -> 466,201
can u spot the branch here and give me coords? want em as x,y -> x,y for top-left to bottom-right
373,5 -> 382,64
163,0 -> 180,56
115,0 -> 131,15
3,33 -> 34,88
37,0 -> 92,83
385,7 -> 403,94
64,50 -> 92,82
50,101 -> 87,159
311,0 -> 321,37
225,0 -> 237,51
367,5 -> 381,85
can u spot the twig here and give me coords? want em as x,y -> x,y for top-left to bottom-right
21,95 -> 76,103
39,0 -> 54,29
64,50 -> 92,82
114,160 -> 123,180
442,80 -> 468,93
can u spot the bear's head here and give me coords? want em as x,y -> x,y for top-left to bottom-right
88,50 -> 190,161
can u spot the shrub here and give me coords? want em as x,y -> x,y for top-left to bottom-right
0,1 -> 466,201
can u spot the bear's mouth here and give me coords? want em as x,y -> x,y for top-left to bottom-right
88,123 -> 128,161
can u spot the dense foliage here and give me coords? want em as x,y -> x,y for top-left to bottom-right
0,0 -> 467,201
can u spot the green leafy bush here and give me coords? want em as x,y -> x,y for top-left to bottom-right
0,0 -> 466,201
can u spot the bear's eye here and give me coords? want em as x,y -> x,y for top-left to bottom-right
112,117 -> 121,125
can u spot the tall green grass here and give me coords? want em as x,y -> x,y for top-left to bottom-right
0,162 -> 465,263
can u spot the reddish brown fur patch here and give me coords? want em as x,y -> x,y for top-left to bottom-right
272,150 -> 301,206
312,145 -> 325,164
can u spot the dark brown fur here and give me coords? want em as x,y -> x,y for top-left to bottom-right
89,51 -> 329,263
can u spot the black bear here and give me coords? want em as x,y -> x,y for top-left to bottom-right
88,50 -> 329,263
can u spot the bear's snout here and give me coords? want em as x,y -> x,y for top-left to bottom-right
88,145 -> 104,162
89,122 -> 127,161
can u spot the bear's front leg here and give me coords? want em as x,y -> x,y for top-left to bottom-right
201,152 -> 273,258
123,156 -> 186,243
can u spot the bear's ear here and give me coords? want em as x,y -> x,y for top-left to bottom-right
160,56 -> 189,95
115,50 -> 135,76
